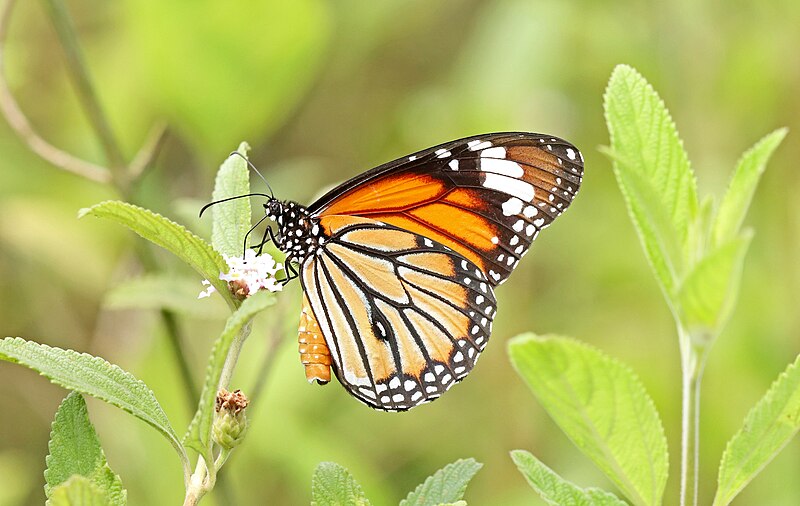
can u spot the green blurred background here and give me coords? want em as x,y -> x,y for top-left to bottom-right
1,0 -> 799,504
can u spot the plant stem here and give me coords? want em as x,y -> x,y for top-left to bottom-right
183,457 -> 209,506
678,326 -> 710,506
219,320 -> 253,390
40,0 -> 128,179
182,320 -> 254,505
0,0 -> 111,182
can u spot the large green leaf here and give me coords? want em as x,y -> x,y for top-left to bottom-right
712,128 -> 787,246
48,476 -> 109,506
604,64 -> 698,296
400,458 -> 482,506
508,334 -> 668,506
0,337 -> 186,469
510,450 -> 628,506
183,290 -> 275,457
79,201 -> 235,309
212,143 -> 253,258
676,233 -> 752,335
44,393 -> 125,505
713,354 -> 800,506
311,462 -> 371,506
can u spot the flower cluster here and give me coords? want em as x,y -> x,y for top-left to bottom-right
198,249 -> 283,299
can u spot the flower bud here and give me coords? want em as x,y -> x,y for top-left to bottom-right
212,388 -> 249,450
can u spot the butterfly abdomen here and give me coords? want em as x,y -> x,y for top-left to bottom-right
298,294 -> 331,384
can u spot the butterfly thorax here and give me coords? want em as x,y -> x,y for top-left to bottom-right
266,199 -> 324,263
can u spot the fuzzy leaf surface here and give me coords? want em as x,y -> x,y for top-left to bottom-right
400,458 -> 482,506
311,462 -> 371,506
212,143 -> 253,258
677,233 -> 752,333
509,334 -> 667,506
44,393 -> 125,505
79,201 -> 235,308
0,337 -> 184,464
48,476 -> 108,506
511,450 -> 628,506
713,129 -> 787,246
604,64 -> 698,296
713,354 -> 800,505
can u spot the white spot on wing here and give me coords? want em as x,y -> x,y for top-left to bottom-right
566,148 -> 576,160
480,158 -> 524,178
482,173 -> 534,201
481,146 -> 506,158
435,148 -> 451,158
502,197 -> 524,216
468,140 -> 492,151
448,159 -> 459,171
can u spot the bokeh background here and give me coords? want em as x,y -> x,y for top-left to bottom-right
1,0 -> 799,504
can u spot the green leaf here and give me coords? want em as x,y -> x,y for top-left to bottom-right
676,232 -> 752,335
212,144 -> 253,258
103,274 -> 228,320
603,64 -> 698,296
48,475 -> 109,506
78,201 -> 235,309
508,334 -> 668,506
183,290 -> 275,456
510,450 -> 628,506
44,393 -> 125,505
311,462 -> 371,506
0,337 -> 186,469
713,354 -> 800,506
713,128 -> 787,247
600,159 -> 682,295
400,458 -> 482,506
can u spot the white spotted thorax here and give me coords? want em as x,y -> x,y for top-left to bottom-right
265,199 -> 325,264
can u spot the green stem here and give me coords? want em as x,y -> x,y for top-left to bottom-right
218,321 -> 252,390
161,308 -> 200,405
183,457 -> 209,506
40,0 -> 128,179
183,320 -> 254,505
678,326 -> 710,506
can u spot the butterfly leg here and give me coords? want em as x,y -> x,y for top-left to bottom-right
252,226 -> 274,255
282,260 -> 299,285
242,214 -> 270,258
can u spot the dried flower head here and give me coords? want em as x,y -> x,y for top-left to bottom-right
213,388 -> 249,449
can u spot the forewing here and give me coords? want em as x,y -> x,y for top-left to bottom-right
300,215 -> 497,411
309,132 -> 584,286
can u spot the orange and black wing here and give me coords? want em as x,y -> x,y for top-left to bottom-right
299,215 -> 496,411
307,132 -> 583,286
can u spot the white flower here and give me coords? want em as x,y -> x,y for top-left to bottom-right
198,279 -> 216,299
198,249 -> 284,299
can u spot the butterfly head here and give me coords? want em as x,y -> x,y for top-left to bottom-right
264,199 -> 324,263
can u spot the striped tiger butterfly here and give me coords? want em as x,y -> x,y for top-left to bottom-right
213,132 -> 583,411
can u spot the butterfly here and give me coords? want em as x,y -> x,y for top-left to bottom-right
219,132 -> 583,411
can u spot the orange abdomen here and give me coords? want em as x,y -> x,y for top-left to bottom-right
299,295 -> 332,384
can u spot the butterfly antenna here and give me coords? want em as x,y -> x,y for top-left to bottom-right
199,192 -> 273,217
229,151 -> 275,198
